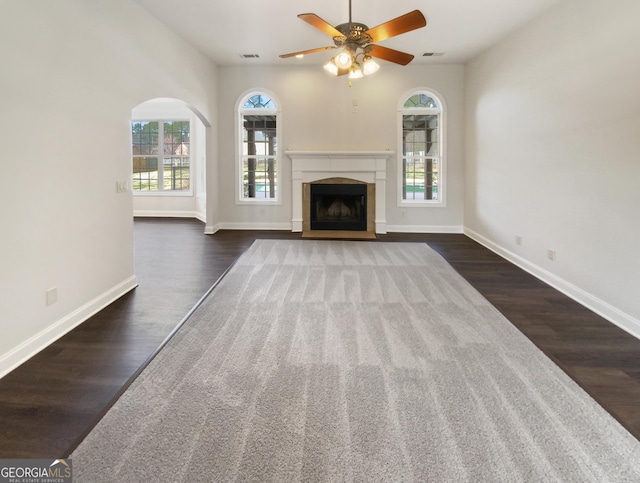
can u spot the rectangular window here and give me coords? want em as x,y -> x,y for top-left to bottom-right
132,120 -> 190,192
402,114 -> 439,201
241,115 -> 277,199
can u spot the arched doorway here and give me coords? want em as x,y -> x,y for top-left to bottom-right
131,98 -> 210,221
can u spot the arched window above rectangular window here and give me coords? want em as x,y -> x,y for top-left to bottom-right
237,91 -> 280,203
398,89 -> 446,206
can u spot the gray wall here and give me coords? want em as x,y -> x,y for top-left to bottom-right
464,0 -> 640,334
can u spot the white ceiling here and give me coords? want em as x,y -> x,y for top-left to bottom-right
132,0 -> 561,66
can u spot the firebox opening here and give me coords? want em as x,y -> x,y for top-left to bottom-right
310,184 -> 367,231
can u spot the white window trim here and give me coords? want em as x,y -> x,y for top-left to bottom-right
397,88 -> 447,208
132,117 -> 194,197
235,90 -> 282,205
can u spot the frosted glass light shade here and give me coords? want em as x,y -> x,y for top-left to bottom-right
363,57 -> 380,75
323,60 -> 339,75
348,67 -> 363,79
335,51 -> 353,69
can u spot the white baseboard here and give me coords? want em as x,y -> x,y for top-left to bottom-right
204,223 -> 220,235
218,222 -> 293,231
0,276 -> 138,379
386,224 -> 464,234
212,222 -> 463,234
133,210 -> 202,219
463,227 -> 640,341
291,219 -> 303,232
375,221 -> 387,234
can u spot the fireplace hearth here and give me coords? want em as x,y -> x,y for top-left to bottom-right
310,184 -> 367,231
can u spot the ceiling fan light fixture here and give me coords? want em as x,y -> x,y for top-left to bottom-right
280,4 -> 426,81
323,59 -> 339,75
362,56 -> 380,75
335,51 -> 353,69
348,64 -> 363,79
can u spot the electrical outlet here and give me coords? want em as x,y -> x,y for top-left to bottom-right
547,249 -> 556,261
516,235 -> 523,246
46,287 -> 58,306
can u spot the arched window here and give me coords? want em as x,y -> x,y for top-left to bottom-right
238,92 -> 279,201
398,90 -> 445,205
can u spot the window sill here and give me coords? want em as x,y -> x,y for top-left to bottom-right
236,198 -> 281,206
133,191 -> 194,197
398,199 -> 446,208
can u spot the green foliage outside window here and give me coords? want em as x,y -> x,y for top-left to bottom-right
132,120 -> 190,192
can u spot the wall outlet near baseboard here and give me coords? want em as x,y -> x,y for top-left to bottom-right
46,287 -> 58,306
516,235 -> 523,245
547,249 -> 556,261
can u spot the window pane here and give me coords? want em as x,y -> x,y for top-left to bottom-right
243,94 -> 276,109
163,157 -> 190,190
243,116 -> 276,154
403,94 -> 438,109
131,120 -> 190,192
401,92 -> 443,203
239,94 -> 278,201
163,121 -> 190,156
403,115 -> 438,156
243,157 -> 277,199
132,121 -> 159,155
405,158 -> 423,200
403,157 -> 438,201
132,157 -> 158,191
242,113 -> 277,199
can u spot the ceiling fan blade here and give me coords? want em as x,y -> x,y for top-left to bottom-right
298,13 -> 343,38
279,46 -> 336,58
365,10 -> 426,43
369,45 -> 415,66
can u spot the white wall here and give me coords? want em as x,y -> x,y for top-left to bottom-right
0,0 -> 217,377
216,64 -> 465,232
464,0 -> 640,334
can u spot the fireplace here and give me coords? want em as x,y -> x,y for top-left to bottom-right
287,150 -> 394,235
310,184 -> 367,231
301,177 -> 375,237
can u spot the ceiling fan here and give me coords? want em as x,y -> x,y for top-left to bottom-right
279,0 -> 427,78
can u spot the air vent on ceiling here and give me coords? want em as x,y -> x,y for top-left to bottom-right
422,52 -> 445,57
240,54 -> 260,59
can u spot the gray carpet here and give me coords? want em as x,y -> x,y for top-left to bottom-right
71,240 -> 640,482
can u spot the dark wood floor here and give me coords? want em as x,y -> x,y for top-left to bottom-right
1,219 -> 639,458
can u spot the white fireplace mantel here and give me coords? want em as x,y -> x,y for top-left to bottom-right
286,150 -> 393,234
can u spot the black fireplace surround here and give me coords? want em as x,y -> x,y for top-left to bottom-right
310,184 -> 367,231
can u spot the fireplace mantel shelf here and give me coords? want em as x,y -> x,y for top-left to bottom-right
287,150 -> 391,234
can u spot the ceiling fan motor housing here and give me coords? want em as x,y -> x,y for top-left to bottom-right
334,22 -> 373,51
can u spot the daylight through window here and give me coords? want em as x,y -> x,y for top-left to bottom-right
132,120 -> 190,192
400,92 -> 443,203
239,94 -> 278,201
